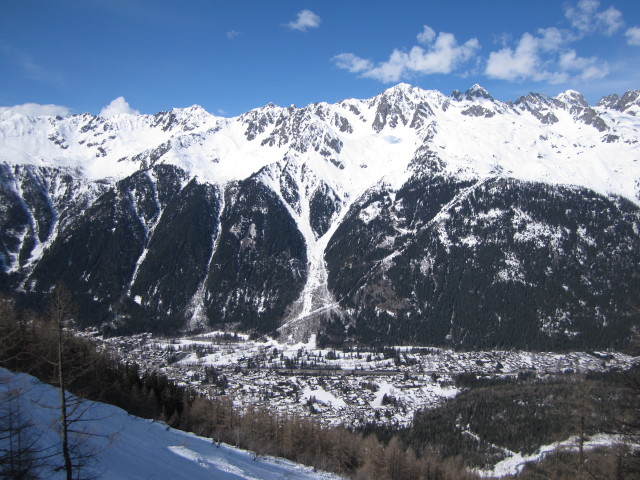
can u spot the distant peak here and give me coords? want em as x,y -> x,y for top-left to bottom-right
389,82 -> 414,91
464,84 -> 493,101
382,83 -> 420,98
619,90 -> 640,105
596,94 -> 620,109
555,90 -> 588,108
246,102 -> 281,114
173,105 -> 208,114
515,92 -> 554,106
597,90 -> 640,113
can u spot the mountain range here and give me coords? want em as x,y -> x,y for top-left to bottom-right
1,84 -> 638,349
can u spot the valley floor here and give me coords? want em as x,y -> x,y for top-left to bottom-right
97,331 -> 638,428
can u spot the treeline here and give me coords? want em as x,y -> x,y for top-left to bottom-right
0,294 -> 474,480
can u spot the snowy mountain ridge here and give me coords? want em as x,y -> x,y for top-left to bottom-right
1,84 -> 639,348
1,83 -> 638,204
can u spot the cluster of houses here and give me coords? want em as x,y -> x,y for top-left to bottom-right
97,331 -> 638,427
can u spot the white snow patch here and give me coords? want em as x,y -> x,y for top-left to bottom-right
359,201 -> 383,224
302,387 -> 347,409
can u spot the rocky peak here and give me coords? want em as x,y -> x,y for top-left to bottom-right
596,91 -> 640,115
370,84 -> 434,132
240,103 -> 284,141
515,92 -> 563,110
597,94 -> 620,109
464,84 -> 493,101
168,105 -> 218,131
514,93 -> 563,125
543,91 -> 609,132
555,90 -> 589,109
450,89 -> 463,101
173,104 -> 209,116
382,82 -> 419,97
615,91 -> 640,115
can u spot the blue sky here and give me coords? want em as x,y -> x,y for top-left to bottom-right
1,0 -> 639,117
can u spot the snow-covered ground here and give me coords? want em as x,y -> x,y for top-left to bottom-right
0,367 -> 342,480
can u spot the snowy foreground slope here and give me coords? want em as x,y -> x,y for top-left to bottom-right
0,84 -> 639,348
0,367 -> 341,480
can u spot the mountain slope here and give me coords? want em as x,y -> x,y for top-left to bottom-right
0,368 -> 341,480
326,174 -> 639,349
0,84 -> 638,348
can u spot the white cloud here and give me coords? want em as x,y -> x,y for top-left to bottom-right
286,10 -> 320,32
596,5 -> 624,35
485,28 -> 608,84
227,30 -> 240,39
99,97 -> 140,118
626,27 -> 640,46
537,27 -> 567,51
0,103 -> 71,117
332,53 -> 373,74
492,32 -> 513,49
406,33 -> 479,74
558,50 -> 608,80
416,25 -> 436,45
565,0 -> 623,36
333,26 -> 480,83
362,49 -> 409,83
565,0 -> 598,33
485,33 -> 543,82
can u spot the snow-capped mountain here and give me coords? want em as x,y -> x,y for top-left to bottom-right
0,84 -> 639,349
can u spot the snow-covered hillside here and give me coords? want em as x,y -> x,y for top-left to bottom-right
0,367 -> 341,480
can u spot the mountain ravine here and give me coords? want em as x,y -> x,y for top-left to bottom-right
0,84 -> 639,349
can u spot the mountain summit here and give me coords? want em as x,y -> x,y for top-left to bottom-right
1,84 -> 638,349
